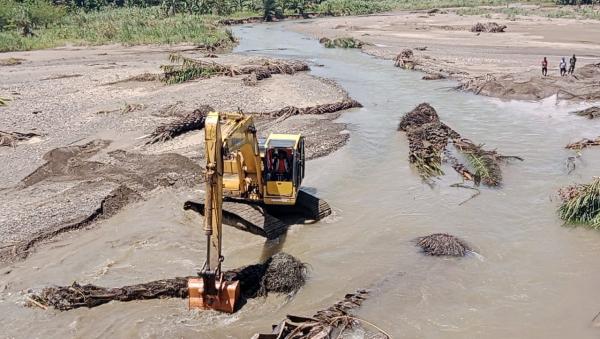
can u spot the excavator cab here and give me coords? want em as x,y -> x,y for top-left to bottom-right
262,134 -> 305,205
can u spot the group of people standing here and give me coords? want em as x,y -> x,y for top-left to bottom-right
541,54 -> 576,76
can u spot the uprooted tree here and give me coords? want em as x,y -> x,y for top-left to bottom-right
398,103 -> 522,187
161,54 -> 309,84
28,252 -> 307,311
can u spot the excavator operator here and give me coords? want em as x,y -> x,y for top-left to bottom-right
272,149 -> 291,181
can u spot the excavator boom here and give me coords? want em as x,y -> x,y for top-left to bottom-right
188,112 -> 239,313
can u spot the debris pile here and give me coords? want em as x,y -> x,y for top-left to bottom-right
161,54 -> 309,84
0,131 -> 40,147
395,48 -> 416,70
30,252 -> 307,311
0,57 -> 24,66
398,103 -> 521,186
572,106 -> 600,119
253,289 -> 389,338
470,22 -> 507,33
566,137 -> 600,150
558,177 -> 600,229
319,37 -> 364,48
422,73 -> 446,80
416,233 -> 471,257
146,105 -> 213,144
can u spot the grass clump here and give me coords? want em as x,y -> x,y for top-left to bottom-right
558,178 -> 600,229
161,54 -> 225,84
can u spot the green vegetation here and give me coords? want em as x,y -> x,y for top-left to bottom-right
558,178 -> 600,229
1,0 -> 597,52
0,5 -> 234,52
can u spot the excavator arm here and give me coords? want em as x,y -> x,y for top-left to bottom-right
188,112 -> 240,313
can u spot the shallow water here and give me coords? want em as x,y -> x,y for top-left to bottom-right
2,23 -> 600,338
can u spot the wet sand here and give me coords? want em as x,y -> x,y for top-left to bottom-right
287,7 -> 600,100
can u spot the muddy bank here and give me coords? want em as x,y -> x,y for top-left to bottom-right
0,45 -> 361,263
458,63 -> 600,101
287,8 -> 600,101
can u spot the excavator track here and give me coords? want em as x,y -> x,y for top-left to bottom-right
294,190 -> 332,221
183,191 -> 331,240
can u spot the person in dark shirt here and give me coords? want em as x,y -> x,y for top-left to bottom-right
541,57 -> 548,76
568,54 -> 577,75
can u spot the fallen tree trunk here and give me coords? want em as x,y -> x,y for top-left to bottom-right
267,99 -> 362,121
29,253 -> 307,311
146,105 -> 213,144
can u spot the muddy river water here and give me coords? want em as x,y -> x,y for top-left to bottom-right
2,23 -> 600,338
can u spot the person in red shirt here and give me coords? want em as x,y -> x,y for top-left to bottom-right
541,57 -> 548,76
272,149 -> 291,180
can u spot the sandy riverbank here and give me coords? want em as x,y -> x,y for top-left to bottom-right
0,44 -> 357,262
287,7 -> 600,101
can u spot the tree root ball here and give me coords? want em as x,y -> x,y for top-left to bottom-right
415,233 -> 471,257
261,252 -> 307,295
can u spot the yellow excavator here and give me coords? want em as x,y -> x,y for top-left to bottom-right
186,111 -> 331,312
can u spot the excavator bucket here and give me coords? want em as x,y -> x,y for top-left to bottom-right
188,277 -> 240,313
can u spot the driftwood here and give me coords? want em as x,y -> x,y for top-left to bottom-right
146,105 -> 213,144
162,54 -> 309,84
566,137 -> 600,150
416,233 -> 471,257
0,131 -> 40,147
571,106 -> 600,119
30,252 -> 307,311
253,289 -> 389,339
